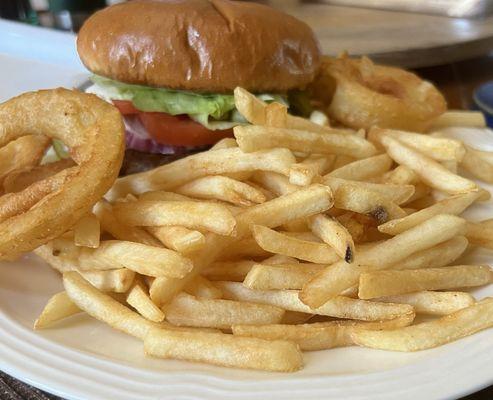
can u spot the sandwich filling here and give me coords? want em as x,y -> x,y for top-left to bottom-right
87,75 -> 291,154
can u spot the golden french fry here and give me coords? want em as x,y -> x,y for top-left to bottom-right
369,127 -> 466,162
265,101 -> 288,127
235,86 -> 333,135
34,291 -> 82,329
34,242 -> 78,273
328,154 -> 393,181
233,313 -> 414,351
289,163 -> 320,186
252,171 -> 297,196
252,225 -> 339,264
300,214 -> 466,308
309,214 -> 355,262
334,184 -> 407,222
461,145 -> 493,184
218,281 -> 414,321
93,200 -> 161,247
209,137 -> 238,150
113,200 -> 236,236
80,268 -> 135,293
147,226 -> 205,254
378,192 -> 480,235
466,221 -> 493,249
430,110 -> 486,129
323,176 -> 415,205
375,291 -> 475,316
184,275 -> 222,299
234,125 -> 377,159
144,327 -> 303,372
243,263 -> 325,290
381,135 -> 477,194
151,184 -> 337,307
359,265 -> 492,299
79,240 -> 193,278
107,147 -> 296,200
74,214 -> 100,248
351,298 -> 493,351
382,165 -> 418,185
63,271 -> 156,339
127,278 -> 165,322
175,176 -> 266,206
395,236 -> 468,270
164,293 -> 285,329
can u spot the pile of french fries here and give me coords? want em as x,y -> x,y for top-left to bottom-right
34,88 -> 493,372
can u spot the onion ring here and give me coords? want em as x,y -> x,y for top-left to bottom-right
0,89 -> 124,260
315,55 -> 447,132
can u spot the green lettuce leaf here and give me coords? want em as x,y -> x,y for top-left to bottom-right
91,75 -> 236,120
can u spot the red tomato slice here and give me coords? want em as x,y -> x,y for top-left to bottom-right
138,112 -> 233,147
112,100 -> 139,115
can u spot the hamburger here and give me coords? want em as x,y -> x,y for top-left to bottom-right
77,0 -> 321,175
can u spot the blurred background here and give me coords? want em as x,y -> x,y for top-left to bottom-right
1,0 -> 493,110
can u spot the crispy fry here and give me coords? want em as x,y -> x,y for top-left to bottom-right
461,145 -> 493,184
78,240 -> 193,278
144,328 -> 303,372
74,214 -> 100,248
175,175 -> 266,206
243,263 -> 325,290
218,281 -> 414,321
80,268 -> 135,293
323,176 -> 415,205
107,147 -> 296,200
34,291 -> 82,329
351,298 -> 493,351
127,277 -> 165,322
93,200 -> 162,246
379,192 -> 480,235
358,266 -> 491,299
381,135 -> 477,194
375,291 -> 475,316
184,275 -> 223,299
333,184 -> 406,222
233,313 -> 414,351
164,293 -> 285,329
252,225 -> 339,264
369,128 -> 466,162
147,226 -> 205,254
234,125 -> 377,159
300,214 -> 466,308
63,271 -> 156,339
113,200 -> 236,236
328,154 -> 393,181
430,110 -> 486,129
309,214 -> 355,262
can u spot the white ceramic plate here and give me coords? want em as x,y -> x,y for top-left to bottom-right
0,19 -> 492,400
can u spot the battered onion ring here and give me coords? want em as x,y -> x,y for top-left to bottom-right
0,88 -> 124,260
316,56 -> 447,132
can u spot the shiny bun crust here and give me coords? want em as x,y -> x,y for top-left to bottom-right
77,0 -> 321,93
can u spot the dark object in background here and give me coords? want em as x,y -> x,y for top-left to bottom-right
49,0 -> 105,31
0,0 -> 38,24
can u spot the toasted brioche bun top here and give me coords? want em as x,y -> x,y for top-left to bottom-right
77,0 -> 321,93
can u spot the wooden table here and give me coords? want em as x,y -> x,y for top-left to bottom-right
269,1 -> 493,68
